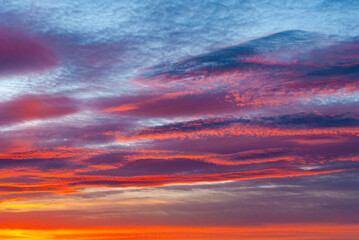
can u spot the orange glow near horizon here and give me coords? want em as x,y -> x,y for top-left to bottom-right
0,225 -> 358,240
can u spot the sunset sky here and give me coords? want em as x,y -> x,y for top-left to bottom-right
0,1 -> 359,239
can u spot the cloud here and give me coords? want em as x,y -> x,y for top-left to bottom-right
0,94 -> 79,126
260,113 -> 359,129
100,91 -> 239,117
95,30 -> 359,121
0,1 -> 358,233
135,30 -> 359,99
0,28 -> 59,77
137,30 -> 326,82
120,113 -> 359,142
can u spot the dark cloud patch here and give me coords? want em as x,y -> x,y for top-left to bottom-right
137,117 -> 249,135
229,148 -> 286,161
132,113 -> 359,139
0,27 -> 59,77
139,30 -> 324,81
307,63 -> 359,77
81,158 -> 227,177
0,157 -> 73,171
260,113 -> 359,129
85,152 -> 129,165
100,91 -> 240,117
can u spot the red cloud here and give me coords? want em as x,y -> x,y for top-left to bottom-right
0,94 -> 79,126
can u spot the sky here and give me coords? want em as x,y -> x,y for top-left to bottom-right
0,0 -> 359,239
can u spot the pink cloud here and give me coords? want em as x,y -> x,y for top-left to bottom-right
0,28 -> 59,77
0,94 -> 79,126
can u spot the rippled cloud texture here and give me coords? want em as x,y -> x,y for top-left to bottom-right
0,1 -> 359,239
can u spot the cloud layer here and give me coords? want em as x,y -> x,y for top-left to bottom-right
0,1 -> 358,239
